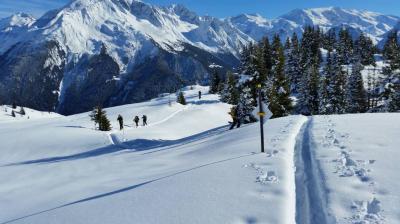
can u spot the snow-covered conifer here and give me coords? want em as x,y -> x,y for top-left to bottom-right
346,61 -> 368,113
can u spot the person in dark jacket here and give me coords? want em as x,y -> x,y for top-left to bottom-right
134,116 -> 140,128
198,90 -> 202,99
117,114 -> 124,130
229,106 -> 241,130
142,115 -> 147,126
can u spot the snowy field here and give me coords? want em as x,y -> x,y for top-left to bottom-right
0,86 -> 399,224
310,114 -> 400,224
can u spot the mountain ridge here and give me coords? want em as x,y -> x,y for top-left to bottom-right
228,7 -> 399,43
0,1 -> 399,115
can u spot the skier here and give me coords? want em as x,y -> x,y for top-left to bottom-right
142,115 -> 148,126
198,90 -> 202,99
229,106 -> 241,130
117,114 -> 124,130
134,116 -> 140,128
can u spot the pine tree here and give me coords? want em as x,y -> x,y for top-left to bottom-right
209,71 -> 221,94
89,106 -> 111,131
387,83 -> 400,112
271,34 -> 282,67
322,29 -> 336,52
89,106 -> 103,129
99,112 -> 112,131
89,106 -> 112,131
309,62 -> 320,115
240,43 -> 258,78
284,37 -> 291,52
337,28 -> 354,65
319,51 -> 334,114
382,64 -> 400,112
12,102 -> 16,109
177,91 -> 187,105
220,71 -> 239,105
238,85 -> 255,122
366,73 -> 374,110
297,26 -> 323,115
355,33 -> 376,66
322,51 -> 347,114
332,59 -> 347,114
261,37 -> 273,78
383,30 -> 400,70
286,32 -> 302,95
238,41 -> 265,109
20,107 -> 25,116
346,61 -> 368,113
269,40 -> 292,118
297,67 -> 312,115
318,75 -> 330,114
300,26 -> 322,69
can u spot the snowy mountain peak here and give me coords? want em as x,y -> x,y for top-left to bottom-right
238,14 -> 269,27
166,4 -> 200,24
0,13 -> 35,30
282,7 -> 396,27
6,0 -> 249,70
229,7 -> 399,43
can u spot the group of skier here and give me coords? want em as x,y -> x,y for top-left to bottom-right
115,90 -> 241,131
117,114 -> 148,130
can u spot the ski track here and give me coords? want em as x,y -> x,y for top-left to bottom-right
295,117 -> 334,224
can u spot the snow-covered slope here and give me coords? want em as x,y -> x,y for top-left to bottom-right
229,7 -> 399,43
310,114 -> 400,223
0,86 -> 305,224
0,105 -> 61,122
1,86 -> 400,224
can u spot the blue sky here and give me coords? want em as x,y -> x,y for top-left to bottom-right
1,0 -> 400,19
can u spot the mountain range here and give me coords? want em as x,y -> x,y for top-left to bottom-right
0,0 -> 399,114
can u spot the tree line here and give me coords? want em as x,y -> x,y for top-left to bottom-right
211,26 -> 400,120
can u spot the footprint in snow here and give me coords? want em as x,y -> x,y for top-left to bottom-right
333,138 -> 341,146
327,128 -> 335,134
257,171 -> 279,184
266,150 -> 280,157
350,198 -> 384,224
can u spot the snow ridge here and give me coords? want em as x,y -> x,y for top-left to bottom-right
229,7 -> 399,43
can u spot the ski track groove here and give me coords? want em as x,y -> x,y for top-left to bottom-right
295,117 -> 334,224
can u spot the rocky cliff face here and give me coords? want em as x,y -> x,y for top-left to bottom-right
0,41 -> 65,111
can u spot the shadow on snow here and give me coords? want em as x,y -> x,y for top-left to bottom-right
1,152 -> 257,224
2,125 -> 230,166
